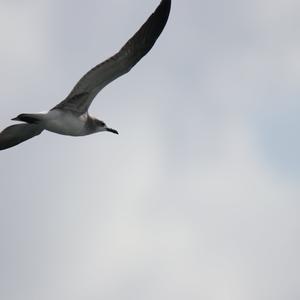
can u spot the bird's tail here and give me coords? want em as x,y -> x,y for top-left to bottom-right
0,123 -> 43,150
12,113 -> 46,124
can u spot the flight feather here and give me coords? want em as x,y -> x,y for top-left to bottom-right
53,0 -> 171,113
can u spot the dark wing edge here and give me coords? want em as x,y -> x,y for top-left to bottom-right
52,0 -> 171,113
116,0 -> 171,73
0,124 -> 43,151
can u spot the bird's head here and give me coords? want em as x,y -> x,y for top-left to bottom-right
94,119 -> 119,135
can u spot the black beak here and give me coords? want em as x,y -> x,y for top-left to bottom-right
106,127 -> 119,135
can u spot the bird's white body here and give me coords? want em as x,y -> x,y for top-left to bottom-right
41,110 -> 89,136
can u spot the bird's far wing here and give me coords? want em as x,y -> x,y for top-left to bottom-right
53,0 -> 171,114
0,124 -> 43,151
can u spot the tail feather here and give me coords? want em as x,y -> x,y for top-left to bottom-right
12,113 -> 45,124
0,124 -> 43,150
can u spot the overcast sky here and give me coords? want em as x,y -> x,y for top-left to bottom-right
0,1 -> 299,299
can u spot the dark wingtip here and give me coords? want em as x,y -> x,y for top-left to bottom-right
143,0 -> 172,42
120,0 -> 172,62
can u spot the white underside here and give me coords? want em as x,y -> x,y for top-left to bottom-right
40,110 -> 89,136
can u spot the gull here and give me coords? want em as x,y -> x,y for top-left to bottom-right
0,0 -> 171,151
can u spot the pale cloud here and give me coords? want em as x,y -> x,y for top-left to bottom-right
0,1 -> 299,300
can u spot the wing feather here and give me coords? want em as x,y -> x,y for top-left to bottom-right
53,0 -> 171,113
0,124 -> 43,150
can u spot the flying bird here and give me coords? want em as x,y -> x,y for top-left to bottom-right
0,0 -> 171,150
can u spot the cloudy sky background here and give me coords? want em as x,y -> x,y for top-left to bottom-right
0,0 -> 299,299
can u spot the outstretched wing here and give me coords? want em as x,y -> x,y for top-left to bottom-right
0,124 -> 43,151
53,0 -> 171,114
